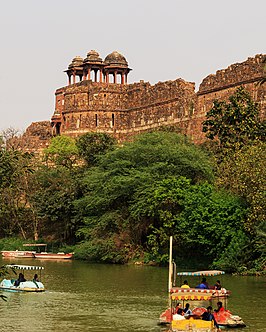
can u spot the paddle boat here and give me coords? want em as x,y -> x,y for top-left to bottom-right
0,264 -> 45,292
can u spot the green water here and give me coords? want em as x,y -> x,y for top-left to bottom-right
0,258 -> 265,331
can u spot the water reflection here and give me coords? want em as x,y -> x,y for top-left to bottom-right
0,258 -> 265,332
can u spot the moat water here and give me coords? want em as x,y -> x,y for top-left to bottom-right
0,257 -> 265,332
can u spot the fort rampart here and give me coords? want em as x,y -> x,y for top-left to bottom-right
16,52 -> 266,152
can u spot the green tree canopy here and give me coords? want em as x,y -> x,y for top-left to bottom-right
76,132 -> 116,166
202,87 -> 266,272
44,135 -> 79,168
27,165 -> 79,243
202,87 -> 265,150
0,150 -> 34,238
130,177 -> 247,268
74,131 -> 215,263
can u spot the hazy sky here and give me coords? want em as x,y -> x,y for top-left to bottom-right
0,0 -> 265,132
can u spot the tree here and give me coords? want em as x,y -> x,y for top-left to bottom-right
76,132 -> 116,166
217,141 -> 266,231
0,149 -> 34,238
27,165 -> 79,243
202,88 -> 266,272
202,87 -> 265,150
130,177 -> 247,267
44,135 -> 79,168
74,131 -> 215,263
0,127 -> 22,150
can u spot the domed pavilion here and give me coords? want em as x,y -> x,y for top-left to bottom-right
64,50 -> 131,85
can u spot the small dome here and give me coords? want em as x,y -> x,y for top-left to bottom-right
68,56 -> 84,69
104,51 -> 128,67
84,50 -> 103,64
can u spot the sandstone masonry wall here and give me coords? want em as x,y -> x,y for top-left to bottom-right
9,121 -> 52,154
55,78 -> 196,142
192,54 -> 266,143
17,54 -> 266,151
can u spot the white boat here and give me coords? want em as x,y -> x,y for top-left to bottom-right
34,252 -> 73,259
0,264 -> 45,292
23,243 -> 73,260
1,250 -> 36,258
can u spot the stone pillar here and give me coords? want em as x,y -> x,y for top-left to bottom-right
87,67 -> 91,80
100,69 -> 103,83
106,72 -> 109,83
114,71 -> 117,84
83,69 -> 87,81
121,73 -> 125,84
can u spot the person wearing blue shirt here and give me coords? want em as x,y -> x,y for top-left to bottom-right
196,277 -> 209,289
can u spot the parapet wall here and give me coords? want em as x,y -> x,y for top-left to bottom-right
198,54 -> 265,94
192,54 -> 266,143
57,78 -> 196,142
125,79 -> 195,108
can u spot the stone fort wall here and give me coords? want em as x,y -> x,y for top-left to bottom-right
17,54 -> 266,153
53,78 -> 196,142
193,54 -> 265,143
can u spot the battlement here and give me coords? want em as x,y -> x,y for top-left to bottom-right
198,54 -> 265,94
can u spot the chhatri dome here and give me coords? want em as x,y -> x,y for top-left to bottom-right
68,56 -> 84,69
65,50 -> 131,85
104,51 -> 128,67
84,50 -> 103,64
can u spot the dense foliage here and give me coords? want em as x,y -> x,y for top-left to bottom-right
73,132 -> 216,263
76,132 -> 116,165
0,150 -> 34,238
202,87 -> 266,273
202,87 -> 265,150
0,88 -> 265,273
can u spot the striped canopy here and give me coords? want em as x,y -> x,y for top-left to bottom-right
5,264 -> 44,270
177,270 -> 225,276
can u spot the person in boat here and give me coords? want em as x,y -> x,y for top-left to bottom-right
214,301 -> 225,313
14,273 -> 26,286
181,280 -> 190,288
33,274 -> 39,282
174,303 -> 181,314
183,303 -> 193,317
201,306 -> 221,331
173,308 -> 186,320
196,277 -> 209,289
214,280 -> 222,290
32,273 -> 40,288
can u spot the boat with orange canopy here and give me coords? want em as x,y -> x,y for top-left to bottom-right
158,237 -> 245,330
